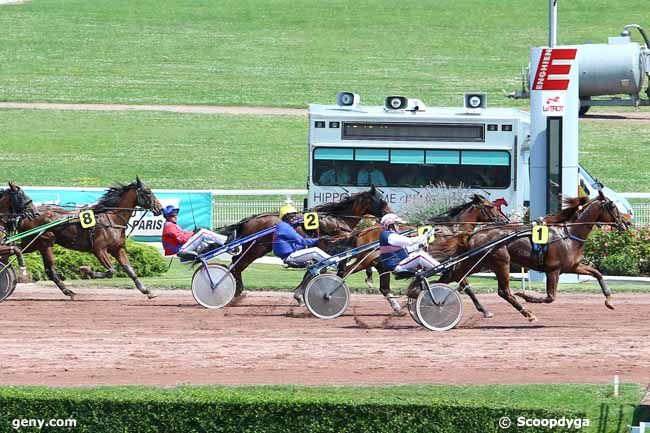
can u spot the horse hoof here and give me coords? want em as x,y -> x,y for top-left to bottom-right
483,311 -> 494,318
293,291 -> 304,306
527,314 -> 538,323
387,297 -> 402,314
79,266 -> 91,274
146,292 -> 158,299
65,292 -> 76,301
605,300 -> 615,310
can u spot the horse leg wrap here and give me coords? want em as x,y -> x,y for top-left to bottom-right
46,268 -> 74,297
123,264 -> 149,294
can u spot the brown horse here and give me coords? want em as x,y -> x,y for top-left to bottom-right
437,192 -> 626,322
219,187 -> 391,296
331,194 -> 509,314
14,178 -> 163,299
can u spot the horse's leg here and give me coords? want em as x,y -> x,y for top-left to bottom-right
437,268 -> 493,318
569,263 -> 614,310
112,247 -> 156,299
79,248 -> 117,279
514,270 -> 560,305
365,267 -> 374,289
375,264 -> 402,315
40,245 -> 76,299
490,255 -> 537,322
230,244 -> 271,297
458,278 -> 494,318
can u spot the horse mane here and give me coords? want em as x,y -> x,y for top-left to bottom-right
427,194 -> 485,223
312,190 -> 373,214
94,182 -> 137,210
543,196 -> 590,223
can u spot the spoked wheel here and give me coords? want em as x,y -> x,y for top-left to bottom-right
191,264 -> 236,309
406,298 -> 421,326
405,279 -> 423,325
304,273 -> 350,319
415,282 -> 463,331
0,260 -> 17,302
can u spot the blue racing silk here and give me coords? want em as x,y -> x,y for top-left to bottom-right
272,221 -> 320,260
379,230 -> 409,271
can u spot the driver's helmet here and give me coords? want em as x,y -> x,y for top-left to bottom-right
380,213 -> 405,229
279,204 -> 298,220
162,205 -> 180,218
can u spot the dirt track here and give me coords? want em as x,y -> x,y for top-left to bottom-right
1,285 -> 649,386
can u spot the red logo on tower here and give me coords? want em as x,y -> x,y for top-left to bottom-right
532,48 -> 577,91
532,48 -> 577,116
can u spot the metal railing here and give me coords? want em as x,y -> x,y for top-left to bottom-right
209,190 -> 650,229
211,190 -> 307,229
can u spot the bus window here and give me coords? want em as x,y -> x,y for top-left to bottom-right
312,147 -> 510,188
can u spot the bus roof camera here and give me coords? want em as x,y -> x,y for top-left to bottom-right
463,92 -> 487,113
336,91 -> 361,107
384,95 -> 409,111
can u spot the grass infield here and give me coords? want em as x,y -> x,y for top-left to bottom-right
1,109 -> 649,192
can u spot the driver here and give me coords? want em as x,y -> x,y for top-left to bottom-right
272,204 -> 331,266
379,213 -> 439,273
161,205 -> 227,257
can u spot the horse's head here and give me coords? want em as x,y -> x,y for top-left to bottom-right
134,176 -> 162,216
1,182 -> 37,220
356,185 -> 390,218
447,194 -> 509,224
589,190 -> 627,231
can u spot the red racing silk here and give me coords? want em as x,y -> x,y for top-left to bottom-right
162,221 -> 194,256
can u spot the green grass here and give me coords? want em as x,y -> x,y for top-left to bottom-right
0,110 -> 306,189
0,0 -> 647,107
66,259 -> 650,294
0,384 -> 644,433
2,109 -> 649,192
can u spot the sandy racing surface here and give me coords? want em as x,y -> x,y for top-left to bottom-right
1,284 -> 649,386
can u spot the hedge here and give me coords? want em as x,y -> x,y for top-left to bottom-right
0,386 -> 587,433
585,227 -> 650,277
19,239 -> 167,281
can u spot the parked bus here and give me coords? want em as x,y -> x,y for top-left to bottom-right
307,93 -> 632,217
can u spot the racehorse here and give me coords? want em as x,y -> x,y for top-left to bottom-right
9,178 -> 163,299
436,192 -> 627,322
219,186 -> 390,296
330,194 -> 509,315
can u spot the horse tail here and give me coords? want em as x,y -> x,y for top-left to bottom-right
429,232 -> 471,262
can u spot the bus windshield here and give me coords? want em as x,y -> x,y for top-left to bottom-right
313,147 -> 511,188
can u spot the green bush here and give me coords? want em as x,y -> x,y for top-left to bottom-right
599,254 -> 640,277
584,227 -> 650,277
20,239 -> 166,281
0,386 -> 587,433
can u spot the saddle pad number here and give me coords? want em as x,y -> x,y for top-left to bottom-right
79,210 -> 96,229
531,225 -> 549,245
303,212 -> 319,230
418,225 -> 435,243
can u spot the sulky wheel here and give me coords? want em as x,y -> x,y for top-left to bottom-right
304,273 -> 350,319
0,260 -> 17,302
415,282 -> 463,331
191,264 -> 236,309
406,298 -> 422,326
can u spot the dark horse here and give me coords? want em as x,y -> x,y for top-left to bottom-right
330,194 -> 509,314
437,192 -> 626,322
219,187 -> 390,296
11,178 -> 163,299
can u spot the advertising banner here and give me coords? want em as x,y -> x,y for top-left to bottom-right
23,187 -> 212,242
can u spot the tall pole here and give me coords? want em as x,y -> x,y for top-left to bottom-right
549,0 -> 558,47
